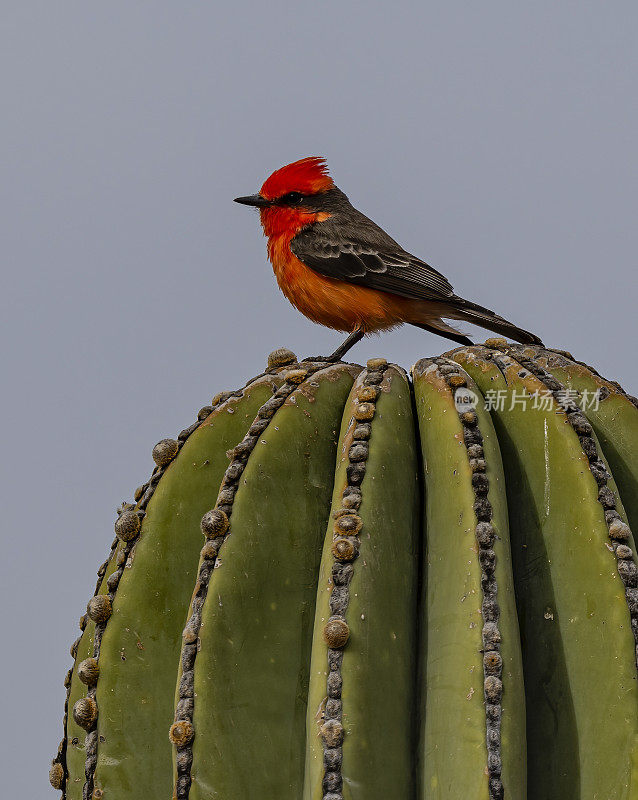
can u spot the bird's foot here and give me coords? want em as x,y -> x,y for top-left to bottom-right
301,355 -> 341,364
301,330 -> 365,364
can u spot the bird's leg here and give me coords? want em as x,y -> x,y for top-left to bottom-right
303,328 -> 364,364
327,328 -> 365,361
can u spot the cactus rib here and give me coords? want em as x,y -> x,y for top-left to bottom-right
436,358 -> 505,800
53,486 -> 139,797
491,345 -> 638,669
318,360 -> 389,798
50,524 -> 125,796
80,425 -> 187,796
413,357 -> 526,800
172,363 -> 358,800
304,360 -> 420,800
321,362 -> 392,795
482,340 -> 638,666
81,431 -> 187,799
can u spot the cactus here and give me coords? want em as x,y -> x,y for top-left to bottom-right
50,344 -> 638,800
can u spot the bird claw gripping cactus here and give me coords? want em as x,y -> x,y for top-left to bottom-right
51,344 -> 638,800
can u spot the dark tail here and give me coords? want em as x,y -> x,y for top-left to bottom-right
444,296 -> 543,346
411,321 -> 473,347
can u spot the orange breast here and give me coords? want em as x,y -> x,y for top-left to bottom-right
267,234 -> 411,333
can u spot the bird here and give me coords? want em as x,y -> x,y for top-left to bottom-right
234,157 -> 543,362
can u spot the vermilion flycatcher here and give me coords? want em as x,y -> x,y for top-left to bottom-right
235,157 -> 542,361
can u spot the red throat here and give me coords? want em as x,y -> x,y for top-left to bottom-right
259,206 -> 321,239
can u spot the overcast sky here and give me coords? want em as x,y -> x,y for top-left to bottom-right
2,2 -> 637,794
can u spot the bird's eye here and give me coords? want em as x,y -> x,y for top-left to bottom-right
281,191 -> 304,204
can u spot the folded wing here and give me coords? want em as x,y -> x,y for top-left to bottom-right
291,226 -> 455,302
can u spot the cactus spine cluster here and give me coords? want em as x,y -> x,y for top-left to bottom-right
51,343 -> 638,799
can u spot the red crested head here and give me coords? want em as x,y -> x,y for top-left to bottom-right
260,156 -> 334,200
234,157 -> 337,241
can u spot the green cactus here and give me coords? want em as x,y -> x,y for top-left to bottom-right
50,343 -> 638,800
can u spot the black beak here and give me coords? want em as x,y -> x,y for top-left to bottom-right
233,194 -> 272,208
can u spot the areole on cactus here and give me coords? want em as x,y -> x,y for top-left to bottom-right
50,341 -> 638,800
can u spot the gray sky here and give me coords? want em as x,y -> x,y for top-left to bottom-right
2,2 -> 636,794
